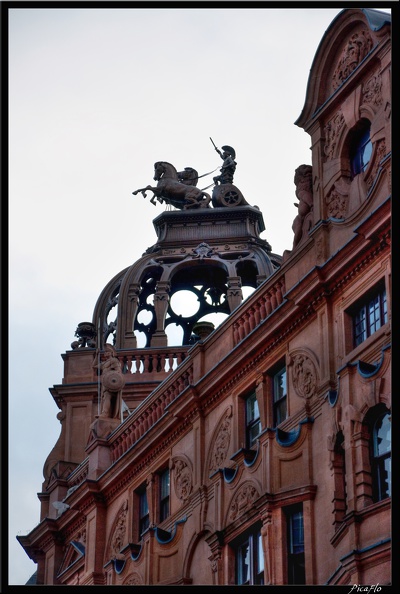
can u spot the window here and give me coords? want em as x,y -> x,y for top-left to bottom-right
138,485 -> 149,537
370,408 -> 391,502
351,282 -> 387,347
332,431 -> 347,527
159,468 -> 170,522
350,120 -> 372,177
234,526 -> 264,585
273,366 -> 287,427
246,391 -> 261,448
286,505 -> 305,584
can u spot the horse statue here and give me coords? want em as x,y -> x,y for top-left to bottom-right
133,161 -> 211,210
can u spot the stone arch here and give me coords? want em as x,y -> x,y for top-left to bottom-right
182,531 -> 214,585
224,480 -> 261,527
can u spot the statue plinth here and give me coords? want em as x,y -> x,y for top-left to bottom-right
89,416 -> 120,441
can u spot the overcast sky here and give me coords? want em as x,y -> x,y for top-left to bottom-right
7,5 -> 392,586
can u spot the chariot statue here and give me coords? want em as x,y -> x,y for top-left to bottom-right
132,140 -> 249,210
133,162 -> 211,209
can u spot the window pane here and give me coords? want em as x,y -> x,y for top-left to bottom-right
274,368 -> 286,402
139,491 -> 148,517
354,308 -> 367,345
352,286 -> 386,347
247,393 -> 259,422
257,532 -> 264,574
237,541 -> 250,584
374,413 -> 391,456
287,506 -> 305,584
290,511 -> 304,554
368,295 -> 381,333
383,456 -> 391,497
160,469 -> 170,498
275,399 -> 287,426
362,139 -> 373,171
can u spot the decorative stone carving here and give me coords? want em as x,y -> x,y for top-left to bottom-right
332,30 -> 373,90
324,112 -> 345,160
366,139 -> 386,190
292,164 -> 313,248
363,72 -> 383,107
93,344 -> 125,419
290,353 -> 318,399
326,186 -> 348,219
209,406 -> 233,473
192,242 -> 216,259
172,457 -> 193,502
71,322 -> 97,349
228,482 -> 260,522
110,501 -> 128,560
123,572 -> 142,585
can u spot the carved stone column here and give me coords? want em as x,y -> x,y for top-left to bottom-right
226,276 -> 243,311
151,281 -> 170,347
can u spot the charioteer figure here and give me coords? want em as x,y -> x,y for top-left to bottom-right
211,140 -> 237,185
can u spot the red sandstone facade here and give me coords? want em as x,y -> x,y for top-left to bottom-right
18,9 -> 391,586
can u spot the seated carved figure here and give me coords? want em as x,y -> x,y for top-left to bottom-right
292,164 -> 313,248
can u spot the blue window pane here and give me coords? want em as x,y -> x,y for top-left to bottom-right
238,541 -> 250,584
257,533 -> 264,574
374,413 -> 391,456
351,126 -> 372,176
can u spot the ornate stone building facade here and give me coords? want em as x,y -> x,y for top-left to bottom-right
18,9 -> 391,585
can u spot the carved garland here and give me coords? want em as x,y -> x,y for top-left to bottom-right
208,406 -> 233,474
323,111 -> 346,161
108,500 -> 128,560
122,572 -> 142,585
227,481 -> 260,523
332,30 -> 373,90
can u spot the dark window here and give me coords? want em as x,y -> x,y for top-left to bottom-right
246,392 -> 261,448
352,283 -> 387,347
138,486 -> 149,536
159,468 -> 170,522
234,527 -> 264,585
371,410 -> 391,502
286,504 -> 305,585
350,121 -> 372,177
332,431 -> 347,526
273,366 -> 287,427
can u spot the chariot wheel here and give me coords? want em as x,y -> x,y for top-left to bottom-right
221,190 -> 241,206
212,183 -> 246,208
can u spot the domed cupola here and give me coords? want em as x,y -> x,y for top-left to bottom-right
89,153 -> 281,350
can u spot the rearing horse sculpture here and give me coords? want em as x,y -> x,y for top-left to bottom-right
133,161 -> 211,209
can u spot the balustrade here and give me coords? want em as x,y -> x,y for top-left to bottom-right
232,275 -> 286,346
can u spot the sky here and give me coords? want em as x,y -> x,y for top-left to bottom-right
7,4 -> 392,586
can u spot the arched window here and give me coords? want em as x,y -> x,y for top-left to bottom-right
350,120 -> 372,178
370,409 -> 391,502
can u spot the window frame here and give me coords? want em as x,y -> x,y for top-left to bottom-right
370,408 -> 391,503
158,467 -> 170,523
272,364 -> 287,428
349,119 -> 373,178
137,484 -> 150,538
245,390 -> 261,449
348,280 -> 387,348
233,524 -> 264,585
285,504 -> 305,585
